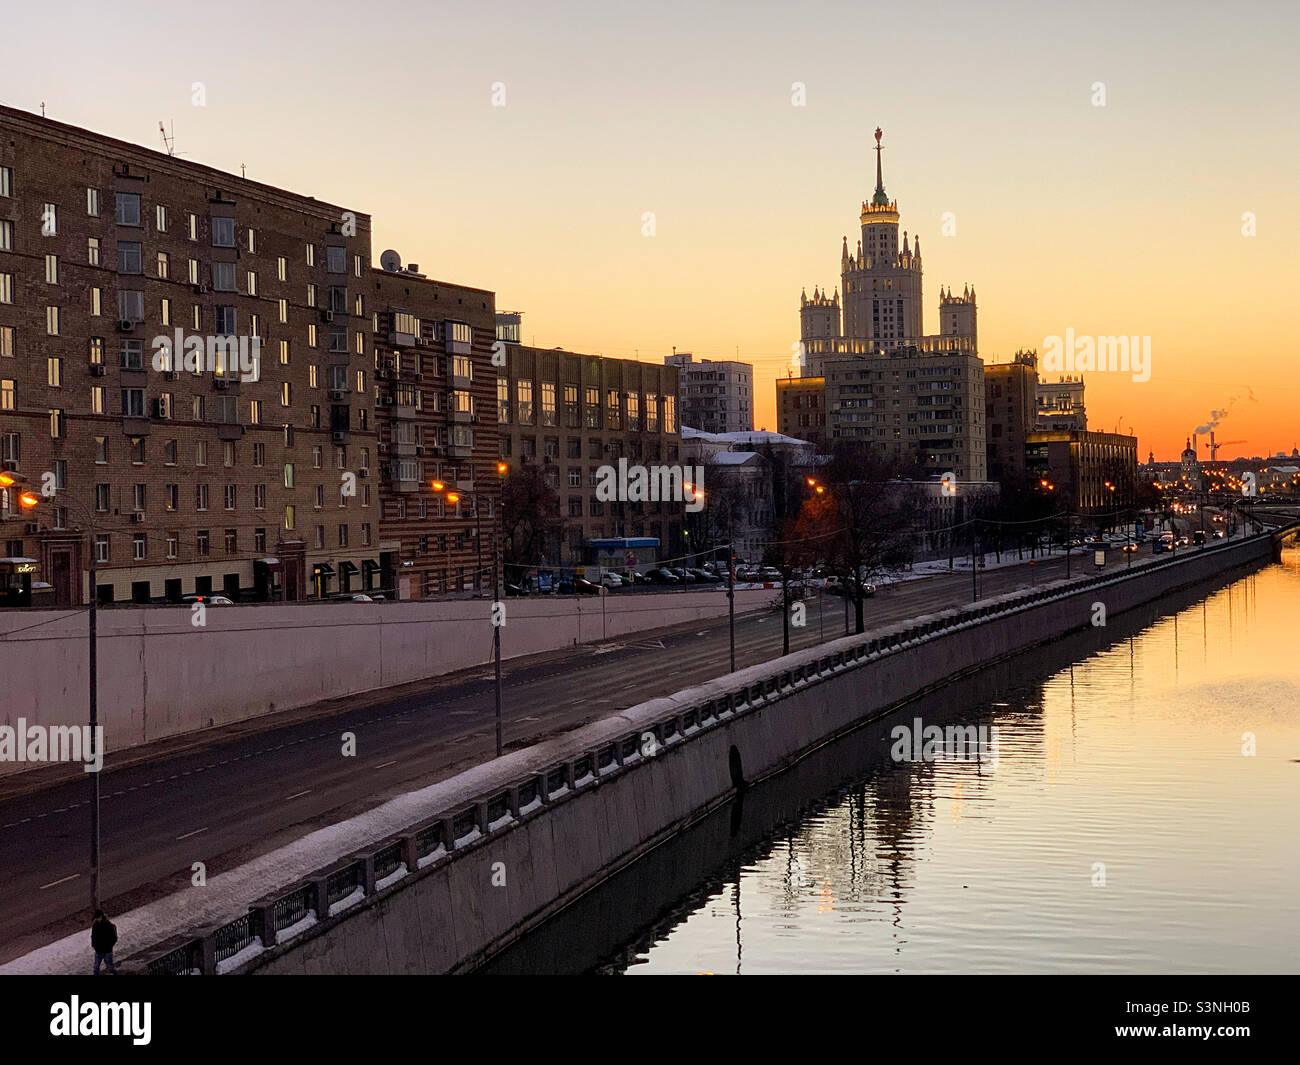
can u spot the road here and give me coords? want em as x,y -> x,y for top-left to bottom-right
0,544 -> 1198,960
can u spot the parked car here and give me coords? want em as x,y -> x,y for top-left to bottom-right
646,568 -> 679,584
757,567 -> 783,582
182,594 -> 234,606
1192,530 -> 1207,545
347,593 -> 375,602
600,572 -> 627,590
688,567 -> 721,583
1122,542 -> 1139,553
572,577 -> 602,595
670,567 -> 697,583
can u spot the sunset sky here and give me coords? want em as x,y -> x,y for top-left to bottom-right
5,0 -> 1297,460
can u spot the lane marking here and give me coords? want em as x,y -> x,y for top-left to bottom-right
40,874 -> 79,890
373,760 -> 398,770
285,789 -> 312,801
175,827 -> 208,841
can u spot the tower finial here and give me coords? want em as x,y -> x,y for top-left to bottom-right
871,127 -> 889,207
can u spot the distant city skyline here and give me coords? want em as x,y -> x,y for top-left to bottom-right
5,0 -> 1296,459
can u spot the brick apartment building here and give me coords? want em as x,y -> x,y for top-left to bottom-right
495,339 -> 684,564
0,105 -> 379,605
775,374 -> 827,448
370,263 -> 500,597
984,350 -> 1039,484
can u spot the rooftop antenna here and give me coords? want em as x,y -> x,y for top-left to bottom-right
241,163 -> 246,178
159,121 -> 175,156
41,102 -> 46,117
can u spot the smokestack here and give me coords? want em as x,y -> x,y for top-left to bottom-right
1193,432 -> 1198,453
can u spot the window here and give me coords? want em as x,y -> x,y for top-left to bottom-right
305,243 -> 315,267
118,290 -> 144,321
166,532 -> 178,559
196,440 -> 208,466
284,463 -> 294,488
0,274 -> 11,303
195,484 -> 209,511
187,213 -> 198,241
0,219 -> 10,251
216,306 -> 235,334
121,388 -> 145,417
0,326 -> 12,357
187,258 -> 199,285
0,379 -> 12,410
119,339 -> 143,369
165,484 -> 178,511
45,252 -> 60,283
42,203 -> 58,235
281,382 -> 292,406
87,188 -> 100,215
277,256 -> 287,281
247,271 -> 257,297
254,484 -> 266,509
196,530 -> 210,556
224,484 -> 237,510
95,484 -> 111,512
46,306 -> 60,335
90,385 -> 104,414
117,242 -> 142,274
212,261 -> 236,291
224,528 -> 238,554
164,439 -> 177,464
327,246 -> 346,273
88,237 -> 100,266
115,193 -> 141,227
157,251 -> 170,279
160,297 -> 170,325
283,505 -> 296,531
95,436 -> 108,463
253,443 -> 265,467
91,288 -> 102,316
0,167 -> 8,197
338,524 -> 349,548
47,356 -> 62,387
131,437 -> 145,463
95,535 -> 110,563
132,483 -> 146,512
49,409 -> 66,438
155,204 -> 168,232
212,217 -> 235,247
541,382 -> 557,426
517,380 -> 534,424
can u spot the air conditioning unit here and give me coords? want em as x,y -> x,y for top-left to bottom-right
152,398 -> 169,419
117,319 -> 134,333
163,370 -> 178,380
377,443 -> 389,453
328,389 -> 346,400
358,468 -> 369,479
214,378 -> 229,390
320,310 -> 335,324
25,522 -> 38,534
90,364 -> 107,377
430,444 -> 445,455
332,430 -> 346,442
130,512 -> 145,523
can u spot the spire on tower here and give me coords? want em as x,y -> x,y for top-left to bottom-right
871,126 -> 890,207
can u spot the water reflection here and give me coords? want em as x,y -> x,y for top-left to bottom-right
479,551 -> 1300,975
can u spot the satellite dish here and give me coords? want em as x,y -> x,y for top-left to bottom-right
379,249 -> 402,272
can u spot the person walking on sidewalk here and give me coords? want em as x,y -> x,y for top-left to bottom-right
91,910 -> 118,975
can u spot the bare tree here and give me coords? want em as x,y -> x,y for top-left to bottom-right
500,462 -> 562,578
789,446 -> 917,634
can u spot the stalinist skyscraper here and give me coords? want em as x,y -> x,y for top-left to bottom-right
798,128 -> 978,376
791,129 -> 987,481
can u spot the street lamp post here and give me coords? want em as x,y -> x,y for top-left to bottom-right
5,473 -> 102,913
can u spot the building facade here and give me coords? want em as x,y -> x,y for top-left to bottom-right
1035,374 -> 1087,430
1026,429 -> 1139,514
822,348 -> 987,481
664,352 -> 753,433
497,343 -> 683,564
775,374 -> 827,448
0,105 -> 378,605
371,263 -> 500,598
984,351 -> 1039,484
